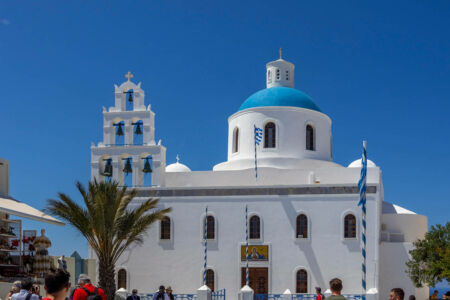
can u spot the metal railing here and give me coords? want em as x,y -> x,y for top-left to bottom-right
256,294 -> 364,300
131,294 -> 197,300
212,289 -> 226,300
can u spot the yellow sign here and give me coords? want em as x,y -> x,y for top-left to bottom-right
241,245 -> 269,261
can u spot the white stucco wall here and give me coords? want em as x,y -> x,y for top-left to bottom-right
379,243 -> 428,300
115,189 -> 381,298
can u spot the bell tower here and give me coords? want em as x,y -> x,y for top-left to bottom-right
90,72 -> 166,187
266,49 -> 295,89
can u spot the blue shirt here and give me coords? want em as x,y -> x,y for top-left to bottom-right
11,290 -> 40,300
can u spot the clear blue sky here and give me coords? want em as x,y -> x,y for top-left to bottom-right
0,1 -> 449,259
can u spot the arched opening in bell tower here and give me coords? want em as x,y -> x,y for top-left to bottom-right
125,89 -> 134,111
140,154 -> 152,187
113,120 -> 125,145
121,155 -> 133,187
132,119 -> 144,146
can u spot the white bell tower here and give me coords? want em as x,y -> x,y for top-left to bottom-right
90,72 -> 166,187
266,48 -> 295,88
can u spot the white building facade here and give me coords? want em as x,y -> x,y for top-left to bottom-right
90,59 -> 428,300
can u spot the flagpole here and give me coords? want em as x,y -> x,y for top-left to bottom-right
254,125 -> 262,180
358,141 -> 368,298
203,206 -> 208,286
245,205 -> 249,286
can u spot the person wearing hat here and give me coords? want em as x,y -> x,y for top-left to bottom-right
72,274 -> 106,300
165,287 -> 174,300
315,287 -> 325,300
126,290 -> 140,300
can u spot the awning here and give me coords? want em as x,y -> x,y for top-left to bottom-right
0,196 -> 65,226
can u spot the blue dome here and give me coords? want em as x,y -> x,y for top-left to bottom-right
239,87 -> 321,112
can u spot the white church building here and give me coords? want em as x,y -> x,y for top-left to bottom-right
90,57 -> 428,300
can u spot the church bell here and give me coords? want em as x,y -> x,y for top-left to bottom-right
103,159 -> 113,177
127,91 -> 133,103
115,123 -> 124,136
123,158 -> 132,175
133,122 -> 143,135
142,157 -> 152,173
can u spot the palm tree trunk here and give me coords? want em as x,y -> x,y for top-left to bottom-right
98,257 -> 116,300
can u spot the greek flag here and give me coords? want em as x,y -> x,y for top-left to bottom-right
254,125 -> 263,179
203,206 -> 208,286
245,205 -> 249,286
357,141 -> 367,295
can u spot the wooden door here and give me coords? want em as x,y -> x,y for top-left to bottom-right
241,267 -> 269,295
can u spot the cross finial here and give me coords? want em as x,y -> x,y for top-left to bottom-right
125,71 -> 134,82
279,48 -> 282,59
176,154 -> 180,163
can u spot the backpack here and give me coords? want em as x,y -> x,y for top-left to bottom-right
81,287 -> 103,300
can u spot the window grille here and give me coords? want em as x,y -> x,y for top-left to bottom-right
160,217 -> 171,240
249,215 -> 261,239
296,269 -> 308,293
296,214 -> 308,238
344,214 -> 356,238
264,122 -> 276,148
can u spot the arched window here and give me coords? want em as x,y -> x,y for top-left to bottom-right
249,215 -> 260,239
205,215 -> 215,240
117,269 -> 127,289
296,214 -> 308,238
160,216 -> 171,240
296,269 -> 308,293
344,214 -> 356,238
267,70 -> 272,83
206,269 -> 215,292
232,127 -> 239,153
306,124 -> 315,151
264,122 -> 276,148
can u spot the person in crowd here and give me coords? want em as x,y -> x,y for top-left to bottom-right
165,287 -> 174,300
11,278 -> 40,300
409,295 -> 415,300
72,274 -> 106,300
6,281 -> 21,300
326,278 -> 346,300
444,291 -> 450,300
430,291 -> 439,300
390,288 -> 405,300
151,286 -> 168,300
315,287 -> 324,300
42,268 -> 71,300
32,284 -> 42,300
126,290 -> 140,300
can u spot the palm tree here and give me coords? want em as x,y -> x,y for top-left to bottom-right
46,180 -> 171,300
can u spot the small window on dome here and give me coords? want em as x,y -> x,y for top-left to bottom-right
232,127 -> 239,153
276,69 -> 280,80
267,70 -> 272,83
306,125 -> 315,151
286,70 -> 289,81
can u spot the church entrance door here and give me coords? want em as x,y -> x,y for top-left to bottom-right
241,267 -> 269,295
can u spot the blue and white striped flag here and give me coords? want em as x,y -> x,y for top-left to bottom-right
245,205 -> 249,286
254,125 -> 263,179
357,141 -> 367,295
203,206 -> 208,286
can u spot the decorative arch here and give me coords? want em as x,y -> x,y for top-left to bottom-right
160,216 -> 171,240
344,213 -> 357,239
117,268 -> 127,289
98,154 -> 113,181
306,124 -> 315,151
249,215 -> 261,239
232,127 -> 239,154
296,214 -> 308,239
264,122 -> 276,148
